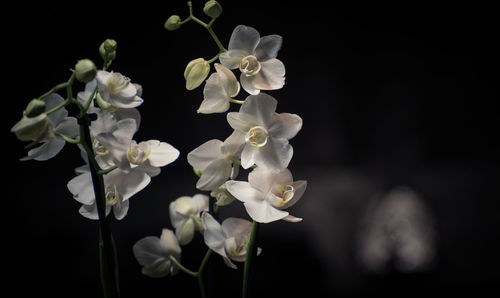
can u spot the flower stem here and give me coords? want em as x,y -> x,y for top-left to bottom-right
169,255 -> 198,277
79,112 -> 120,298
229,98 -> 245,104
55,131 -> 80,144
183,1 -> 227,53
37,81 -> 70,101
197,249 -> 213,298
242,221 -> 259,298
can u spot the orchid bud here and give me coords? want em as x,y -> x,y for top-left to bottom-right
99,39 -> 117,61
25,99 -> 46,118
75,59 -> 97,83
203,1 -> 222,19
11,113 -> 53,142
164,15 -> 182,31
184,58 -> 210,90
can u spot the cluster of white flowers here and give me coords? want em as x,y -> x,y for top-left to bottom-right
65,71 -> 180,220
134,25 -> 307,277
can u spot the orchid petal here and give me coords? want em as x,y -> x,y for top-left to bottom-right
146,140 -> 179,167
255,34 -> 283,61
252,58 -> 285,91
228,25 -> 260,54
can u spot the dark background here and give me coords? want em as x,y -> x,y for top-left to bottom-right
3,1 -> 498,297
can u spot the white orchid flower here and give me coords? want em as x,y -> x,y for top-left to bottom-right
169,194 -> 209,245
225,167 -> 307,223
78,80 -> 142,128
67,164 -> 151,220
202,212 -> 261,269
95,118 -> 179,176
133,229 -> 182,278
225,92 -> 302,170
96,70 -> 143,109
198,63 -> 240,114
187,133 -> 243,191
219,25 -> 285,95
84,107 -> 138,170
18,93 -> 78,161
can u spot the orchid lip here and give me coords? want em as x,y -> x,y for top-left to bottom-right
245,126 -> 269,147
93,138 -> 109,155
127,141 -> 151,165
105,184 -> 119,206
239,55 -> 261,77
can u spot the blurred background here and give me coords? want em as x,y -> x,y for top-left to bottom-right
3,1 -> 498,297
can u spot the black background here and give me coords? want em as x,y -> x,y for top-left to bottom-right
3,1 -> 498,297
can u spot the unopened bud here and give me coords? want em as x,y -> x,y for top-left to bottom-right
25,99 -> 46,118
203,1 -> 222,18
11,114 -> 53,142
184,58 -> 210,90
75,59 -> 97,83
99,39 -> 117,61
164,15 -> 182,31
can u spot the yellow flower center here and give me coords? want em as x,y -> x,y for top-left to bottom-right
239,55 -> 261,77
245,126 -> 268,147
93,138 -> 109,155
105,184 -> 119,206
127,142 -> 151,165
275,184 -> 295,207
107,73 -> 129,94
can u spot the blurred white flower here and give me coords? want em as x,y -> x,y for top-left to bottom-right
198,63 -> 240,114
225,167 -> 307,223
67,164 -> 151,220
17,94 -> 78,161
356,186 -> 436,273
169,194 -> 209,245
187,134 -> 243,191
219,25 -> 285,95
95,118 -> 179,176
133,229 -> 182,278
226,93 -> 302,170
78,80 -> 142,129
202,212 -> 261,269
96,70 -> 143,109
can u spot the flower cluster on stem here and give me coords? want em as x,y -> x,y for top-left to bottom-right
133,2 -> 307,298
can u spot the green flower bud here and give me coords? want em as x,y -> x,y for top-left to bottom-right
203,1 -> 222,18
102,39 -> 117,52
11,113 -> 54,142
75,59 -> 97,83
184,58 -> 210,90
25,99 -> 46,118
99,39 -> 117,61
164,15 -> 182,31
210,184 -> 236,206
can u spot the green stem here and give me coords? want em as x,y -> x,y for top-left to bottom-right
79,112 -> 120,298
38,81 -> 70,101
55,131 -> 80,144
83,86 -> 99,111
229,98 -> 245,104
197,249 -> 213,298
184,1 -> 227,53
98,165 -> 118,175
207,52 -> 222,64
242,221 -> 259,298
45,98 -> 70,115
44,73 -> 76,115
206,26 -> 226,52
169,255 -> 198,277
